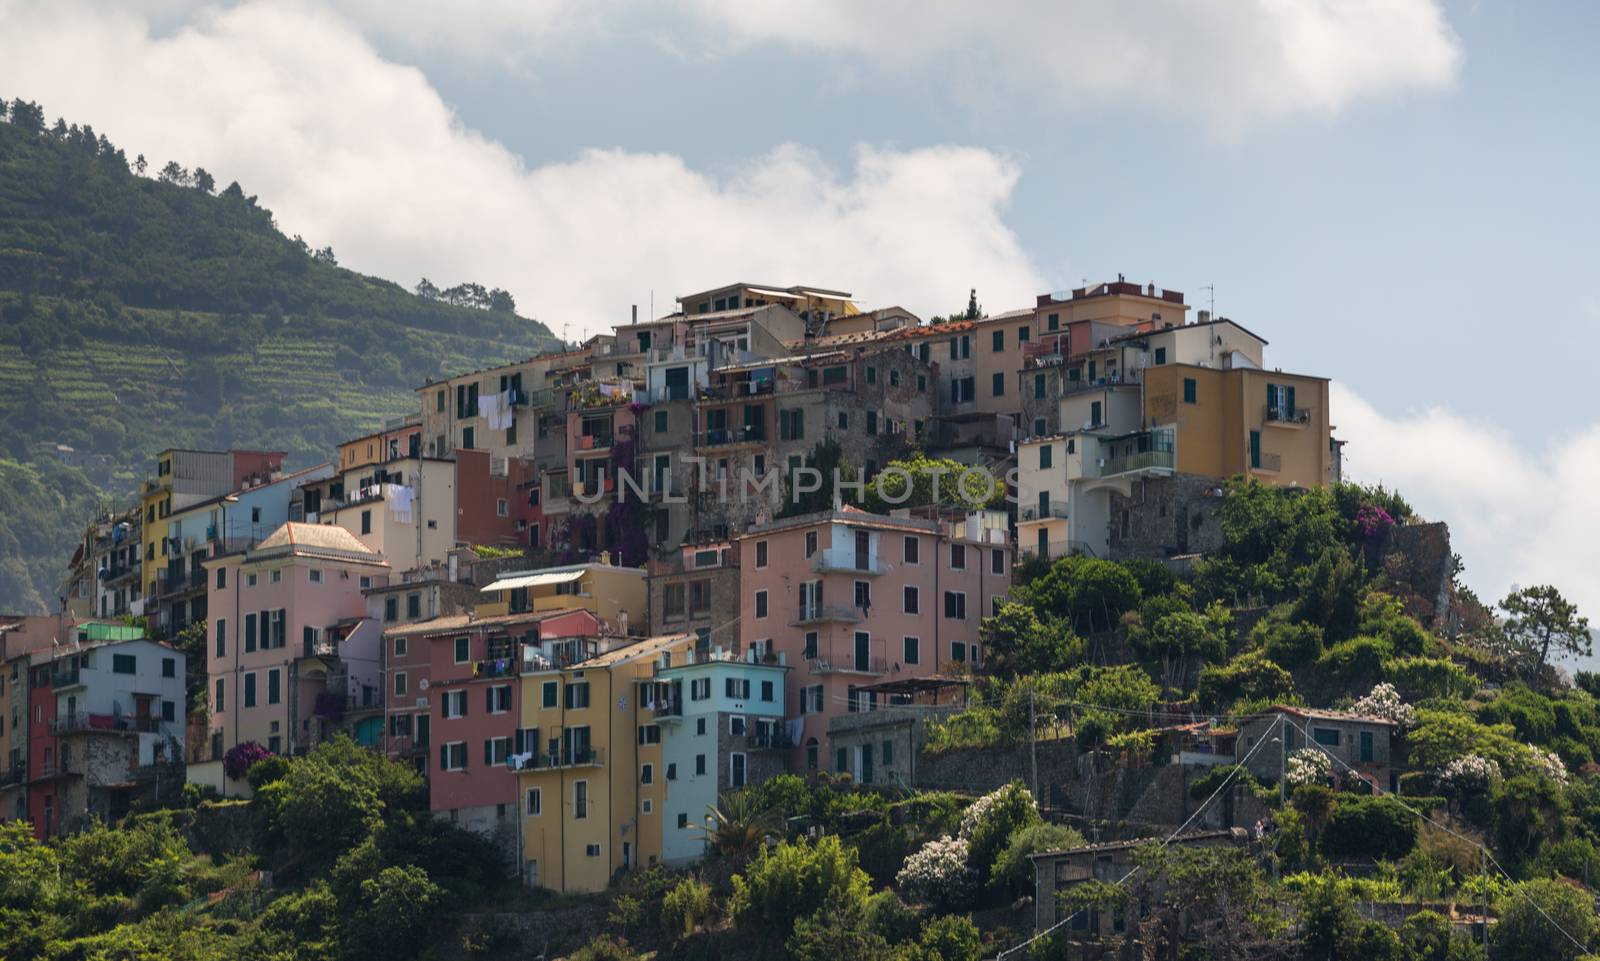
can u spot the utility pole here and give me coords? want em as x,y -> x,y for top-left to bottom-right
1029,689 -> 1039,804
1481,846 -> 1489,957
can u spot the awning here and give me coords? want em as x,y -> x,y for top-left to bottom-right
481,570 -> 585,593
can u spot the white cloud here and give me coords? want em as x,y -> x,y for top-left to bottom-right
0,0 -> 1043,336
1333,382 -> 1600,617
680,0 -> 1463,135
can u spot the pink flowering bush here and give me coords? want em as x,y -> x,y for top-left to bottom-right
1355,504 -> 1396,541
223,740 -> 271,780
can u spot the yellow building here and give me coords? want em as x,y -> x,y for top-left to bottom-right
477,558 -> 648,636
1142,364 -> 1331,488
515,632 -> 695,891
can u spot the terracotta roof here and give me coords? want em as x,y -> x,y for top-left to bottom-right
251,522 -> 388,565
1267,704 -> 1398,726
382,607 -> 595,637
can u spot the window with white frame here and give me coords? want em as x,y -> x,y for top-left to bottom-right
730,715 -> 746,736
487,684 -> 511,714
730,752 -> 747,788
440,741 -> 467,770
574,781 -> 588,819
526,787 -> 541,816
442,689 -> 467,718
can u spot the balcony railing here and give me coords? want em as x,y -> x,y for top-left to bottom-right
1095,448 -> 1175,477
1264,405 -> 1312,426
51,665 -> 82,688
517,746 -> 605,770
575,433 -> 614,451
808,656 -> 890,676
701,380 -> 775,402
0,766 -> 26,786
749,729 -> 796,751
810,548 -> 891,575
1019,503 -> 1071,522
475,657 -> 517,679
790,604 -> 864,627
693,425 -> 767,448
1251,452 -> 1283,473
50,712 -> 168,735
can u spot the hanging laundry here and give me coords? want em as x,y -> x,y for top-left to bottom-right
385,484 -> 415,523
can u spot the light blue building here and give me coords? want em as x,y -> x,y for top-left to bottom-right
655,649 -> 790,865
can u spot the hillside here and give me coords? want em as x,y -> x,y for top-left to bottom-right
0,102 -> 559,612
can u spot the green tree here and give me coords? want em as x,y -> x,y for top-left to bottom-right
1491,878 -> 1599,961
1019,555 -> 1141,633
1498,585 -> 1592,686
961,781 -> 1041,880
254,735 -> 423,874
780,437 -> 856,518
787,902 -> 892,961
864,451 -> 1005,512
980,601 -> 1082,678
1319,796 -> 1418,861
660,876 -> 713,939
991,822 -> 1085,894
699,789 -> 780,862
340,865 -> 443,961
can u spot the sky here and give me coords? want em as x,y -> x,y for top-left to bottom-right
1,0 -> 1596,621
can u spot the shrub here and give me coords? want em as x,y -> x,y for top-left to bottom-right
660,877 -> 712,939
568,935 -> 644,961
896,836 -> 975,909
1285,749 -> 1333,788
912,914 -> 983,961
1317,635 -> 1393,681
863,890 -> 921,944
991,822 -> 1086,893
1386,656 -> 1477,700
1351,682 -> 1416,728
1492,878 -> 1599,961
223,741 -> 271,781
1197,650 -> 1294,711
1320,796 -> 1418,861
245,754 -> 291,790
1254,617 -> 1325,668
958,782 -> 1040,879
730,836 -> 873,942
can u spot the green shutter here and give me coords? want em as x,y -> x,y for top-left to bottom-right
1286,385 -> 1296,417
1250,430 -> 1261,468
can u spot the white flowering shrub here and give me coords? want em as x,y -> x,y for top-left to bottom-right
1439,754 -> 1502,793
1285,748 -> 1333,787
1351,682 -> 1416,728
1526,745 -> 1569,786
958,782 -> 1036,840
896,835 -> 975,908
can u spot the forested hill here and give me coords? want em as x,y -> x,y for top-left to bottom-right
0,100 -> 559,613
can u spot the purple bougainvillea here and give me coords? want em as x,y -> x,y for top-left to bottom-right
223,741 -> 271,780
1355,504 -> 1395,541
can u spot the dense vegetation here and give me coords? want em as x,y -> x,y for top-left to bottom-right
0,98 -> 558,611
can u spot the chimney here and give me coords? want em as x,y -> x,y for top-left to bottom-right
631,304 -> 638,324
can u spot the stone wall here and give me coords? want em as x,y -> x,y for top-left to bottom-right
1379,521 -> 1455,629
1106,474 -> 1228,561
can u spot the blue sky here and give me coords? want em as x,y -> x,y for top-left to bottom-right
2,0 -> 1597,617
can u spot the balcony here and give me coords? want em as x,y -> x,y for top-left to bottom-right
0,766 -> 26,787
651,697 -> 683,719
693,425 -> 767,449
789,603 -> 864,627
1264,405 -> 1312,427
51,664 -> 83,689
749,729 -> 796,751
50,712 -> 167,735
701,379 -> 775,402
1251,452 -> 1283,474
574,433 -> 613,452
1019,503 -> 1071,522
808,656 -> 889,677
519,746 -> 605,770
810,548 -> 891,576
1094,448 -> 1175,478
474,657 -> 518,679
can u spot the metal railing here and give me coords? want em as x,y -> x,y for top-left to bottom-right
808,656 -> 890,676
810,548 -> 891,575
701,380 -> 775,401
693,425 -> 767,448
1264,405 -> 1312,426
1019,503 -> 1071,521
1094,448 -> 1175,477
521,746 -> 605,770
51,713 -> 168,735
475,657 -> 517,679
790,604 -> 865,627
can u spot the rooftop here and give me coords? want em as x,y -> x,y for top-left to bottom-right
246,522 -> 389,566
574,631 -> 696,669
381,607 -> 595,637
1266,704 -> 1398,727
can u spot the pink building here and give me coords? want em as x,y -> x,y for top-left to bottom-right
736,507 -> 1011,772
197,523 -> 390,794
381,607 -> 601,847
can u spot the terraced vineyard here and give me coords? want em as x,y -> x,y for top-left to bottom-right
0,108 -> 557,611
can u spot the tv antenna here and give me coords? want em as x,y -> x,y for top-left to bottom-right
1201,283 -> 1215,315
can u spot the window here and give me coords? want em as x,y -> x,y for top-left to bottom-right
804,531 -> 817,557
854,580 -> 871,610
487,684 -> 511,714
542,681 -> 558,708
696,717 -> 706,735
442,689 -> 467,718
730,753 -> 747,788
267,669 -> 281,705
867,411 -> 878,435
754,590 -> 768,619
384,597 -> 398,622
801,684 -> 824,715
393,635 -> 408,658
729,715 -> 746,736
803,632 -> 818,660
904,636 -> 920,665
1183,377 -> 1197,404
565,682 -> 591,709
760,680 -> 774,701
1038,444 -> 1053,470
642,799 -> 653,814
992,329 -> 1005,352
453,636 -> 470,664
439,742 -> 467,771
992,372 -> 1005,397
496,498 -> 508,517
677,813 -> 689,829
903,536 -> 919,564
836,411 -> 849,430
246,573 -> 257,588
1090,400 -> 1102,426
243,672 -> 257,708
527,787 -> 541,816
394,672 -> 408,697
112,654 -> 136,674
360,509 -> 372,535
483,736 -> 511,766
406,593 -> 421,619
917,373 -> 927,391
215,678 -> 224,713
215,620 -> 227,658
837,748 -> 849,773
1359,730 -> 1375,762
883,741 -> 894,765
950,543 -> 966,570
309,569 -> 322,584
638,724 -> 661,745
724,677 -> 751,700
944,591 -> 967,620
991,549 -> 1005,575
689,677 -> 711,701
755,540 -> 768,568
695,754 -> 706,776
215,567 -> 226,590
690,580 -> 711,613
866,365 -> 877,384
951,642 -> 967,663
1312,728 -> 1341,747
663,583 -> 686,618
1154,346 -> 1167,365
903,585 -> 920,614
